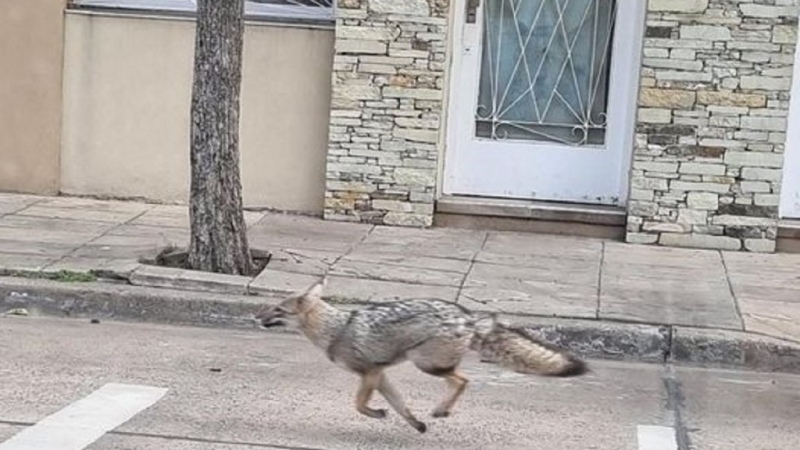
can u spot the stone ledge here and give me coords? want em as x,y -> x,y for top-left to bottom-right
2,276 -> 799,374
434,196 -> 626,239
777,220 -> 800,253
436,195 -> 627,225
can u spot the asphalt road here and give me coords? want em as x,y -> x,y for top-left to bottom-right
1,316 -> 798,450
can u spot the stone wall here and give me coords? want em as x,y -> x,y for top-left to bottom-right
323,0 -> 448,227
627,0 -> 799,252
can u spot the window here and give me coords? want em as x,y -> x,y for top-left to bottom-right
69,0 -> 335,23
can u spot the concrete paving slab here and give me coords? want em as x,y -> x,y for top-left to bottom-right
732,284 -> 800,304
72,234 -> 174,259
604,241 -> 722,268
0,239 -> 78,257
38,196 -> 152,211
0,214 -> 116,235
469,258 -> 600,288
105,223 -> 189,242
482,231 -> 603,261
721,250 -> 800,272
129,205 -> 265,229
329,258 -> 464,287
0,225 -> 101,246
740,300 -> 800,343
459,282 -> 598,318
325,276 -> 459,303
15,206 -> 145,224
0,253 -> 61,272
0,317 -> 668,450
600,285 -> 741,329
726,268 -> 800,288
459,262 -> 598,318
356,226 -> 486,260
264,248 -> 343,276
600,262 -> 740,329
249,269 -> 320,295
678,366 -> 800,450
0,193 -> 45,216
345,251 -> 472,274
20,198 -> 153,224
247,214 -> 372,253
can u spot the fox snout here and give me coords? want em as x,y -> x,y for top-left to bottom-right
254,306 -> 286,328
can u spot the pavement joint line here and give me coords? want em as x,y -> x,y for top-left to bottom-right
718,251 -> 746,331
596,240 -> 606,320
0,382 -> 167,450
1,197 -> 50,219
454,232 -> 488,306
316,223 -> 375,283
637,425 -> 678,450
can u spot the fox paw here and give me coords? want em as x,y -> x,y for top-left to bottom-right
360,408 -> 387,419
431,409 -> 450,418
411,420 -> 427,433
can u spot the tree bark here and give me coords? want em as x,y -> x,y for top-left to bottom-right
188,0 -> 254,275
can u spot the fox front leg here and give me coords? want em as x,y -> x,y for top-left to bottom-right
355,371 -> 387,419
376,373 -> 427,433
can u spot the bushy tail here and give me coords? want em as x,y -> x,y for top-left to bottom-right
472,322 -> 587,377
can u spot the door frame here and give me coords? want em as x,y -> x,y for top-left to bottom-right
781,31 -> 800,219
442,0 -> 647,206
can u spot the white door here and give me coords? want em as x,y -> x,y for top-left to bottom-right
781,31 -> 800,219
444,0 -> 646,205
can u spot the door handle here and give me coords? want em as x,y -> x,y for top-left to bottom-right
466,0 -> 480,24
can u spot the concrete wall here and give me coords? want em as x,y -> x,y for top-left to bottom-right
0,0 -> 66,194
61,11 -> 334,213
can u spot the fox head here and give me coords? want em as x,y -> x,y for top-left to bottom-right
255,279 -> 325,328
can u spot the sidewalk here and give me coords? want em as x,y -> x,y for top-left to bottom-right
1,193 -> 799,370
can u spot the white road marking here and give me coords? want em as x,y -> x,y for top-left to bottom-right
637,425 -> 678,450
0,383 -> 167,450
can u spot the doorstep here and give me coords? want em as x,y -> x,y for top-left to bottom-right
433,195 -> 626,239
777,219 -> 800,253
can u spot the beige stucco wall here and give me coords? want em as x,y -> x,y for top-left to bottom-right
0,0 -> 65,194
61,11 -> 334,213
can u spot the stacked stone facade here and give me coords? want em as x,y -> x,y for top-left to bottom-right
323,0 -> 448,227
626,0 -> 799,252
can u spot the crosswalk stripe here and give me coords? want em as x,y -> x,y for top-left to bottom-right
0,383 -> 167,450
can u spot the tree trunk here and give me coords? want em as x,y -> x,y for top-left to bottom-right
187,0 -> 254,275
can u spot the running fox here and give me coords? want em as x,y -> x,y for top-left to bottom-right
255,280 -> 587,433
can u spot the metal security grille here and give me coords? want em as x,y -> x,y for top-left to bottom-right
476,0 -> 617,146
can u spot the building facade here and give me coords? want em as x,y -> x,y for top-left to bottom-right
3,0 -> 800,252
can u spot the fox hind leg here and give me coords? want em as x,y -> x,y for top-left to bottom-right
421,366 -> 469,418
355,371 -> 386,419
408,340 -> 470,418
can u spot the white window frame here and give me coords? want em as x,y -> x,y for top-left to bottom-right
69,0 -> 335,23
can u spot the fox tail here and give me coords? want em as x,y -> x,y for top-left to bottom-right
471,320 -> 587,377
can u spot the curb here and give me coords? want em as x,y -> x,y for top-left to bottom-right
1,276 -> 799,374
